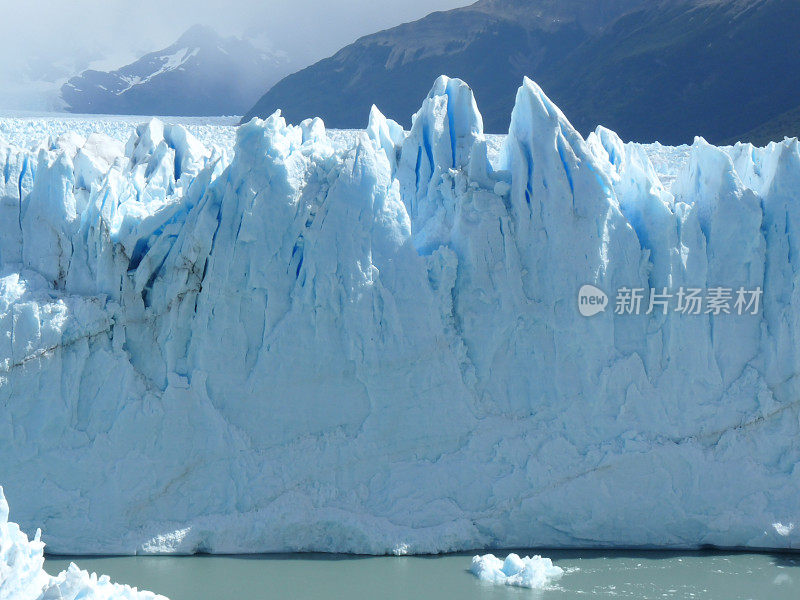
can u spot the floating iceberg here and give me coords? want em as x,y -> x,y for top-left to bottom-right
0,487 -> 167,599
470,553 -> 564,589
0,76 -> 798,555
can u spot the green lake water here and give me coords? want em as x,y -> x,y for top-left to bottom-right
45,550 -> 800,600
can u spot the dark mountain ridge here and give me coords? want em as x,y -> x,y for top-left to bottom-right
244,0 -> 800,145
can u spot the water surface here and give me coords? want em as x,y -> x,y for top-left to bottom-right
45,550 -> 799,599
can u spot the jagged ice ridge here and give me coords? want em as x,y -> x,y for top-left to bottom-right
0,76 -> 799,555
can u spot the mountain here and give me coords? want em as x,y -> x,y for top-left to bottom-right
243,0 -> 644,133
62,25 -> 291,116
547,0 -> 800,144
243,0 -> 800,144
734,103 -> 800,146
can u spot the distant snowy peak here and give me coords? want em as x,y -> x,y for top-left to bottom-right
113,47 -> 200,96
61,25 -> 291,117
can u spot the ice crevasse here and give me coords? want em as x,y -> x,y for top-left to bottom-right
0,76 -> 798,555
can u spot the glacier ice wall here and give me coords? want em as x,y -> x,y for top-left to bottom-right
0,487 -> 167,599
0,76 -> 799,554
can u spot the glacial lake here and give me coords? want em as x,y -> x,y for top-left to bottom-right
45,550 -> 799,599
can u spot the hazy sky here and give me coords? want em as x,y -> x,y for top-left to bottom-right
0,0 -> 472,110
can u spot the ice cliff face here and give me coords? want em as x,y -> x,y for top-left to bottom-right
0,488 -> 167,599
0,76 -> 798,554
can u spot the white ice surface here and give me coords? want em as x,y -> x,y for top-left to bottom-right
0,76 -> 798,555
0,488 -> 167,599
470,553 -> 564,589
0,112 -> 237,153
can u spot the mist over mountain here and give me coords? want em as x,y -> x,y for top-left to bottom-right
244,0 -> 800,144
62,25 -> 292,116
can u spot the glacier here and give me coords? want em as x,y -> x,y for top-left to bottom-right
0,487 -> 167,599
0,75 -> 799,555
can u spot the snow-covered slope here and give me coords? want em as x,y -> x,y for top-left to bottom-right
61,25 -> 291,117
0,77 -> 798,555
0,488 -> 167,599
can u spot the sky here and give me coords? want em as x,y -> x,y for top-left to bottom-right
0,0 -> 472,110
